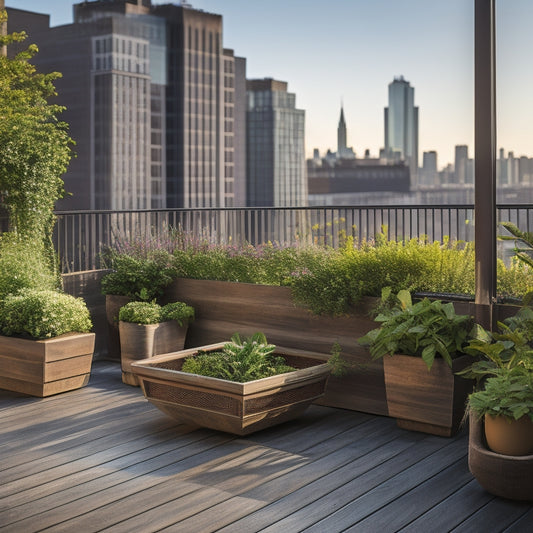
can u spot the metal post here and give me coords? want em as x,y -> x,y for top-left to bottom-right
474,0 -> 497,328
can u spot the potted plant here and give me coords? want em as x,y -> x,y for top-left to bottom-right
0,289 -> 95,397
100,249 -> 177,359
131,332 -> 331,435
468,366 -> 533,456
459,310 -> 533,501
118,300 -> 194,386
359,288 -> 474,436
468,365 -> 533,502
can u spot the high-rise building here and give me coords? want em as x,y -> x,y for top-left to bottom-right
421,151 -> 438,186
246,78 -> 307,207
384,75 -> 419,182
7,0 -> 246,210
337,106 -> 355,159
454,145 -> 468,184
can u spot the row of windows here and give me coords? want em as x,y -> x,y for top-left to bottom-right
187,26 -> 220,55
95,36 -> 148,59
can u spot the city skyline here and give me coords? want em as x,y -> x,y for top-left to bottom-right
6,0 -> 533,168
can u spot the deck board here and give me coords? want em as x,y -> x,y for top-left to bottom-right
1,361 -> 531,532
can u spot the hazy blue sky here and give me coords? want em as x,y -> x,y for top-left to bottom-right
6,0 -> 533,167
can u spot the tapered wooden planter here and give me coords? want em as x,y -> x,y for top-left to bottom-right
131,343 -> 331,435
469,412 -> 533,501
383,354 -> 473,437
119,320 -> 189,386
0,332 -> 95,397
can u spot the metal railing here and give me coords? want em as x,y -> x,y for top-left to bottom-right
52,204 -> 533,273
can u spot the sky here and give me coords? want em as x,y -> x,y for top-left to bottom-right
5,0 -> 533,168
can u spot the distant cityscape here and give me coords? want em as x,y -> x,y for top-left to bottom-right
6,0 -> 533,210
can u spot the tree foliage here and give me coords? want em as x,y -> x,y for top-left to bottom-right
0,10 -> 73,245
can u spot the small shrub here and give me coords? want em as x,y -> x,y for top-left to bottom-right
118,300 -> 194,326
160,301 -> 195,326
0,289 -> 92,339
101,250 -> 176,301
181,332 -> 295,382
0,234 -> 60,300
118,301 -> 161,324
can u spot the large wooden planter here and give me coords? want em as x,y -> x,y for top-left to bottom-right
167,278 -> 386,416
119,320 -> 189,386
383,354 -> 473,437
131,343 -> 331,435
469,412 -> 533,501
0,332 -> 95,397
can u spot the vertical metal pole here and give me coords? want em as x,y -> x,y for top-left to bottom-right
474,0 -> 497,328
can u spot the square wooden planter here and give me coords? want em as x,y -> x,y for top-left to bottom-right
119,320 -> 189,386
131,343 -> 331,435
383,354 -> 473,437
0,332 -> 96,397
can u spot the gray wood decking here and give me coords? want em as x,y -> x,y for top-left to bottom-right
1,361 -> 532,532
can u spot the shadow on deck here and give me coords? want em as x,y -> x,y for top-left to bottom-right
1,361 -> 532,532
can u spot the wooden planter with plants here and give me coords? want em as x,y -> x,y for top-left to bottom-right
359,289 -> 475,436
131,333 -> 331,435
0,290 -> 95,397
118,301 -> 194,386
167,278 -> 386,416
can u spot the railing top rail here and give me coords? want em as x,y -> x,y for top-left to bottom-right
53,204 -> 493,216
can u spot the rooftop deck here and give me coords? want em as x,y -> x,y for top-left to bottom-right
1,361 -> 532,532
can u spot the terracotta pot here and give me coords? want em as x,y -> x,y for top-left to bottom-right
469,412 -> 533,501
131,343 -> 331,435
119,320 -> 189,386
484,413 -> 533,456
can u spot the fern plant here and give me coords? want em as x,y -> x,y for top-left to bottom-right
359,288 -> 473,370
181,332 -> 296,382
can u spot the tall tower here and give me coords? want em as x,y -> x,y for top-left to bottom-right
384,76 -> 419,182
337,106 -> 347,157
246,78 -> 306,207
153,4 -> 225,208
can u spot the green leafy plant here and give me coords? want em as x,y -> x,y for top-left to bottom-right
0,289 -> 92,339
459,308 -> 533,383
118,300 -> 194,326
0,234 -> 60,300
359,289 -> 473,369
0,16 -> 73,257
101,251 -> 177,301
468,366 -> 533,421
181,332 -> 296,382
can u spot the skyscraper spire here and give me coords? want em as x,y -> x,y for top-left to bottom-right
337,104 -> 347,156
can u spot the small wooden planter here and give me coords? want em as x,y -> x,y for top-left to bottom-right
0,332 -> 95,397
131,343 -> 331,435
469,412 -> 533,502
119,320 -> 189,386
383,354 -> 473,437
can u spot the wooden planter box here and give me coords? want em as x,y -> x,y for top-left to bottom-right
0,332 -> 95,397
131,343 -> 331,435
469,412 -> 533,501
119,320 -> 189,386
167,278 -> 386,416
383,354 -> 473,437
